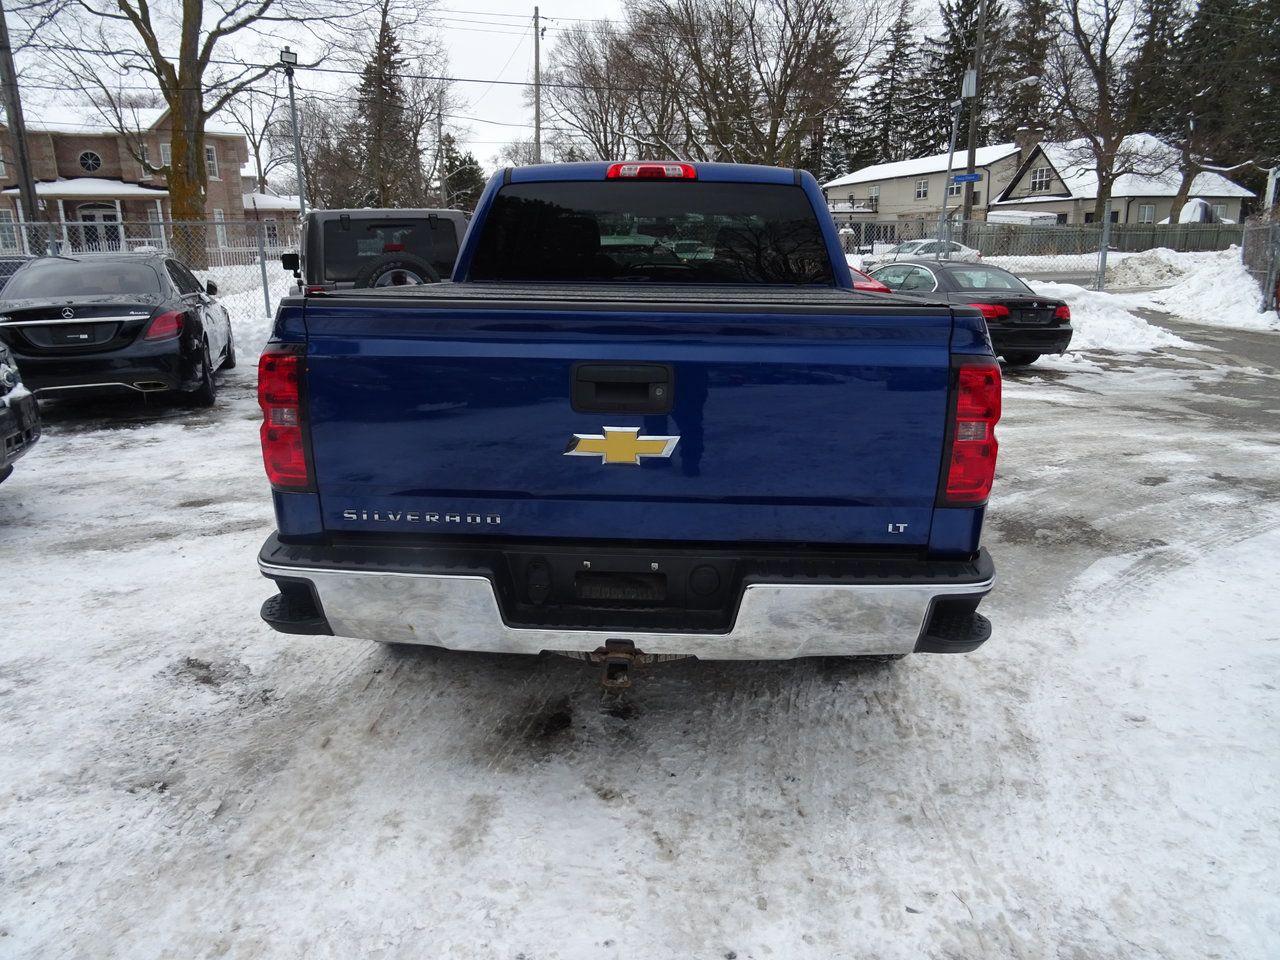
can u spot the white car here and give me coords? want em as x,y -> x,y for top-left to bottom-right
862,239 -> 981,268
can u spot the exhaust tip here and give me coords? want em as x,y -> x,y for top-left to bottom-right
132,381 -> 169,392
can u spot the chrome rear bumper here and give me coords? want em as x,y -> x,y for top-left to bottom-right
259,539 -> 995,659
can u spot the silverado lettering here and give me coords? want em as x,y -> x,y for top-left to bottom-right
340,509 -> 502,524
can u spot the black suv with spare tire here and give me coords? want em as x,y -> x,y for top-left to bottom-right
282,208 -> 469,292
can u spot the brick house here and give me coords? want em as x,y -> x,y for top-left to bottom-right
0,108 -> 249,253
241,166 -> 301,250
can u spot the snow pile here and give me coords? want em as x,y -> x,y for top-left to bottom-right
194,267 -> 296,358
2,381 -> 31,408
1028,280 -> 1194,352
1105,247 -> 1220,288
1140,248 -> 1280,332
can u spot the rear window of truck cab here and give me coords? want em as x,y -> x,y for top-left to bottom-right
468,181 -> 835,285
321,218 -> 459,282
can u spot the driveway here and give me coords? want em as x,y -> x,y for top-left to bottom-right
1,319 -> 1277,959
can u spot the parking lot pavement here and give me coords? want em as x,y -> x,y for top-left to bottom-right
2,325 -> 1278,960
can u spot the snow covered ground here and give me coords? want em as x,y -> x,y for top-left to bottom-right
2,300 -> 1279,958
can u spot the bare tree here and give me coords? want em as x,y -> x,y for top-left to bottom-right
223,75 -> 289,193
35,0 -> 373,223
543,0 -> 891,168
1048,0 -> 1171,220
542,23 -> 640,161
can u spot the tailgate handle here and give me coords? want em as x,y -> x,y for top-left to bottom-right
572,362 -> 674,414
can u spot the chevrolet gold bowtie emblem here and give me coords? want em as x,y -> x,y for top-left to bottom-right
565,426 -> 679,465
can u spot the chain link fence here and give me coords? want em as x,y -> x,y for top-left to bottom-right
1242,220 -> 1280,313
1,218 -> 299,320
838,217 -> 1247,290
1,213 -> 1268,310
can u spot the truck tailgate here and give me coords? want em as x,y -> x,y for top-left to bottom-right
302,286 -> 954,546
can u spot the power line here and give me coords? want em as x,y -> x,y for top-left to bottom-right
20,41 -> 661,94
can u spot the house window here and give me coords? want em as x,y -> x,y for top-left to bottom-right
1138,203 -> 1156,224
160,143 -> 172,166
79,151 -> 103,173
1030,167 -> 1052,192
0,153 -> 6,177
867,184 -> 879,200
915,179 -> 929,200
264,218 -> 279,247
0,210 -> 18,251
1211,202 -> 1227,221
1056,213 -> 1068,225
205,145 -> 220,179
947,181 -> 962,198
213,209 -> 227,247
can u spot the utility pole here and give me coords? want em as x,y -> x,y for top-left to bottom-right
936,99 -> 965,250
0,0 -> 46,254
280,47 -> 307,217
533,5 -> 542,163
437,108 -> 449,208
960,0 -> 989,227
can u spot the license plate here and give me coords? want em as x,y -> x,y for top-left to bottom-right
51,324 -> 99,345
1012,310 -> 1049,325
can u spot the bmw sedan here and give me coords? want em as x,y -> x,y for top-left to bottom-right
0,254 -> 234,406
869,259 -> 1073,366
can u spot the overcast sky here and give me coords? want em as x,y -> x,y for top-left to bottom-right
10,0 -> 626,176
419,1 -> 625,168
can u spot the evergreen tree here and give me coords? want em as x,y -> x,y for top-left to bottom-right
1157,0 -> 1280,211
349,1 -> 426,207
439,134 -> 486,210
993,0 -> 1058,139
823,0 -> 928,178
1123,0 -> 1189,139
912,0 -> 1011,154
861,0 -> 928,164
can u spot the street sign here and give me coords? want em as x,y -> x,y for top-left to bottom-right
951,173 -> 983,184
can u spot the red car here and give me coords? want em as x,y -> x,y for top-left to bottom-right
850,265 -> 891,293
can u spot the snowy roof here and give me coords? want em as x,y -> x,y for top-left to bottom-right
1,178 -> 168,198
823,144 -> 1020,189
244,192 -> 301,212
995,134 -> 1254,203
9,106 -> 241,138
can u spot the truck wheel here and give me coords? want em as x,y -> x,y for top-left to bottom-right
354,254 -> 440,288
1001,351 -> 1041,367
0,465 -> 12,484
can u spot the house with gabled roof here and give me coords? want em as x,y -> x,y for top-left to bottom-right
823,139 -> 1027,223
990,133 -> 1254,225
0,107 -> 248,253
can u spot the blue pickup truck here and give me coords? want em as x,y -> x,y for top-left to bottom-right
256,161 -> 1000,684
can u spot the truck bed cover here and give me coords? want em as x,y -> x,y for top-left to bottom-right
290,282 -> 952,312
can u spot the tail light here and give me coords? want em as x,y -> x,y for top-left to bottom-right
258,344 -> 311,489
144,310 -> 184,341
941,359 -> 1001,505
967,302 -> 1010,320
606,162 -> 697,180
1054,304 -> 1071,321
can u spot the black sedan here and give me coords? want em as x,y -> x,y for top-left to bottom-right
869,259 -> 1073,366
0,254 -> 234,405
0,255 -> 34,294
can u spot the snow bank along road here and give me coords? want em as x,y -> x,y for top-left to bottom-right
2,322 -> 1278,959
